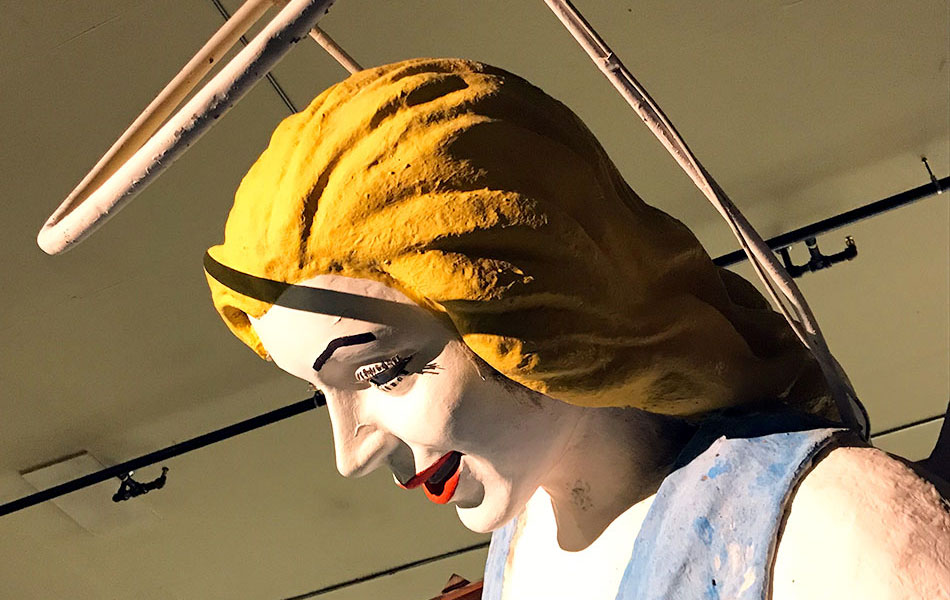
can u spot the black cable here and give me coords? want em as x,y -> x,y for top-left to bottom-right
714,176 -> 948,267
208,0 -> 299,114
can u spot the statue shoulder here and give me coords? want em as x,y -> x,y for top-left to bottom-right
772,445 -> 950,599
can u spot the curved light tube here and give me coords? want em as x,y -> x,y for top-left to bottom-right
37,0 -> 337,255
543,0 -> 868,436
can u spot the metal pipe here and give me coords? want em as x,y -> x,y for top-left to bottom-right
0,397 -> 319,518
714,176 -> 949,268
8,176 -> 946,518
309,26 -> 363,73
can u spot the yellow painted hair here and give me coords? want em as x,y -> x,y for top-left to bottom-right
206,58 -> 833,417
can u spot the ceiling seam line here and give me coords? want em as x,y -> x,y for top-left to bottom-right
280,541 -> 491,599
208,0 -> 299,114
870,413 -> 945,438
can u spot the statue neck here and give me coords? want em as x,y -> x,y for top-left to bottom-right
539,405 -> 694,551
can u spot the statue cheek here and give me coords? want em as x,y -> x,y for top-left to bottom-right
395,369 -> 475,446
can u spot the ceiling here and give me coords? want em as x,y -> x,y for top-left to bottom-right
0,1 -> 947,598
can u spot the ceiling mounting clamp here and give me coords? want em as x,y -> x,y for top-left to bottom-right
777,236 -> 858,279
112,467 -> 169,503
921,156 -> 943,195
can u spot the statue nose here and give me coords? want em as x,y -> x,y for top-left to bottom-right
335,425 -> 393,478
325,394 -> 395,478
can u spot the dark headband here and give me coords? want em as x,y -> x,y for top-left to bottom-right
203,251 -> 436,327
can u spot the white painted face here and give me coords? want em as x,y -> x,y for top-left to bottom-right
249,275 -> 583,533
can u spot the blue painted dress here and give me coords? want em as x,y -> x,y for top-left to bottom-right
482,412 -> 856,600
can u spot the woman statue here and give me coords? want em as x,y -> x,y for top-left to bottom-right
203,58 -> 949,599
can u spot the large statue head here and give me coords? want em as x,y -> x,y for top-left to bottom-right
205,58 -> 834,530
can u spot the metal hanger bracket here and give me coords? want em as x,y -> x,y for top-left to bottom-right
112,467 -> 169,503
777,236 -> 858,279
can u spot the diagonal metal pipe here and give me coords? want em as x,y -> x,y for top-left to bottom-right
0,397 -> 319,518
5,173 -> 947,519
714,176 -> 949,267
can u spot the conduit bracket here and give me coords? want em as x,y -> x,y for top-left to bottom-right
777,236 -> 858,279
112,467 -> 169,503
922,157 -> 943,195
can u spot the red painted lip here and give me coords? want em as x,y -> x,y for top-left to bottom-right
397,451 -> 463,504
398,451 -> 460,489
423,465 -> 461,504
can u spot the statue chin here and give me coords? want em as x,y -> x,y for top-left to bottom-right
455,490 -> 520,535
456,506 -> 500,535
452,455 -> 544,535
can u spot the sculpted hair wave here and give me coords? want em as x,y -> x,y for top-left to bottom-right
206,58 -> 833,418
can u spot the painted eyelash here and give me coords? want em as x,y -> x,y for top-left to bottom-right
378,375 -> 405,392
355,355 -> 411,383
376,360 -> 442,391
355,357 -> 441,391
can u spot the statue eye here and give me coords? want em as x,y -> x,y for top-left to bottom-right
356,355 -> 413,390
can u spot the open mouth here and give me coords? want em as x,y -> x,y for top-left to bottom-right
397,451 -> 463,504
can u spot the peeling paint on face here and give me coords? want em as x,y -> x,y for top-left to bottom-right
571,480 -> 594,512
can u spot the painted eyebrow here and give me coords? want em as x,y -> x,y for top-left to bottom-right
312,332 -> 377,371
